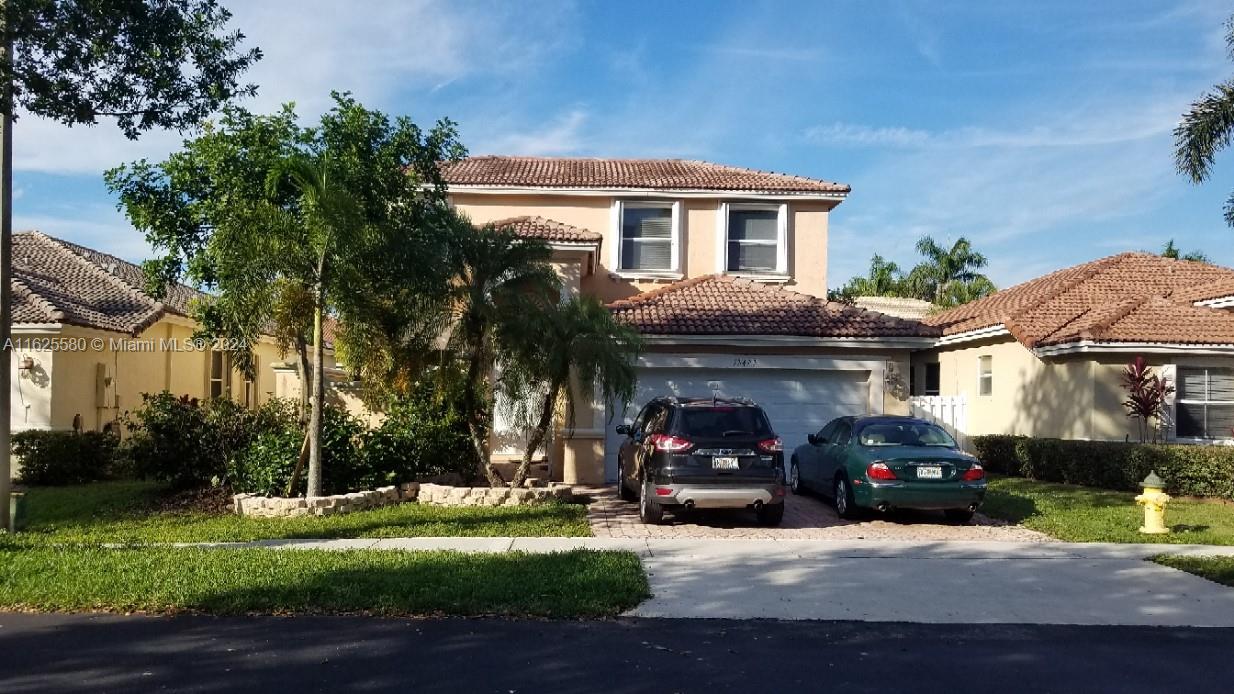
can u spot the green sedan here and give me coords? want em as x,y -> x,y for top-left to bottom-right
788,415 -> 986,523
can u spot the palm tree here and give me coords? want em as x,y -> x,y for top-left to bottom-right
268,155 -> 364,498
829,254 -> 906,302
445,213 -> 561,486
498,295 -> 642,488
906,235 -> 995,306
1176,14 -> 1234,226
1161,239 -> 1210,262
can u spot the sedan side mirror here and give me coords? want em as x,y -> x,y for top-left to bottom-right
616,424 -> 631,436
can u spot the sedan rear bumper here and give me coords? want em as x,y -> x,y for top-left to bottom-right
653,483 -> 785,509
856,480 -> 987,511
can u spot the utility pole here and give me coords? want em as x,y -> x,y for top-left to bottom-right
0,8 -> 13,531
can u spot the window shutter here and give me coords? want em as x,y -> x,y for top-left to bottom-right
1178,368 -> 1207,399
728,209 -> 778,241
1208,368 -> 1234,401
727,242 -> 777,271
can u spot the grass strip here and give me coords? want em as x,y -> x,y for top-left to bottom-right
0,545 -> 648,618
1151,555 -> 1234,587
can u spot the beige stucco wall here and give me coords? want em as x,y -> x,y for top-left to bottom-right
450,193 -> 836,302
912,337 -> 1157,442
11,319 -> 326,433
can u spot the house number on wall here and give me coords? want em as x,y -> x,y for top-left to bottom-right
732,357 -> 759,367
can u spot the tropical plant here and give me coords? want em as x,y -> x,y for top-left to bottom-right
107,95 -> 465,497
1121,357 -> 1175,443
1176,13 -> 1234,226
905,235 -> 997,308
1161,239 -> 1210,262
499,295 -> 642,487
0,0 -> 260,527
827,254 -> 907,303
443,213 -> 561,486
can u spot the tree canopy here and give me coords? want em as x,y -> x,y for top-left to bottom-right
1176,13 -> 1234,226
1161,239 -> 1210,263
829,235 -> 997,308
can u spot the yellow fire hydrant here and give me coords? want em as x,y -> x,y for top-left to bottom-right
1134,471 -> 1171,535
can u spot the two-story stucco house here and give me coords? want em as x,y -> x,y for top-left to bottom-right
442,156 -> 938,484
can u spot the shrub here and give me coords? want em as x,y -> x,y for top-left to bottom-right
360,392 -> 478,487
972,434 -> 1234,498
12,430 -> 118,485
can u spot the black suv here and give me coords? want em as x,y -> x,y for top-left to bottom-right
615,396 -> 786,525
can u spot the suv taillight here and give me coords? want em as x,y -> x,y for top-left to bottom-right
961,463 -> 985,481
757,437 -> 783,453
648,434 -> 693,453
866,462 -> 897,481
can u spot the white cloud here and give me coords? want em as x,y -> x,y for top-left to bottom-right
12,0 -> 577,175
804,123 -> 933,147
471,110 -> 588,156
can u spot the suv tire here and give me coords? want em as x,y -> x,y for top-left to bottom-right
757,502 -> 785,526
834,476 -> 859,520
639,476 -> 664,525
617,458 -> 637,502
789,459 -> 803,495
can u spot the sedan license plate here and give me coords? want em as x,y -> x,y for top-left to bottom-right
712,456 -> 740,470
917,465 -> 943,479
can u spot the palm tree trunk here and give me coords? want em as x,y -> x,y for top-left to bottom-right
284,340 -> 312,496
512,380 -> 561,488
462,342 -> 502,487
306,262 -> 326,498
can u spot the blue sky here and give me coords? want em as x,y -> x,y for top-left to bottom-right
15,0 -> 1234,289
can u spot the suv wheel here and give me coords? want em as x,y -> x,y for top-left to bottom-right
834,476 -> 859,520
639,476 -> 664,525
789,459 -> 802,494
617,458 -> 637,502
757,503 -> 785,526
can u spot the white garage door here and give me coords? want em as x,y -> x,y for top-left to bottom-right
603,366 -> 873,482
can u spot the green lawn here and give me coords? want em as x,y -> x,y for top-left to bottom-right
18,480 -> 591,544
983,476 -> 1234,544
1152,555 -> 1234,587
0,544 -> 648,618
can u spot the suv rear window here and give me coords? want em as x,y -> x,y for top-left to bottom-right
676,406 -> 772,438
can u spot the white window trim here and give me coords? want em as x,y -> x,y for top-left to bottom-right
717,201 -> 789,278
1174,364 -> 1234,440
611,199 -> 683,278
208,350 -> 230,400
977,355 -> 993,396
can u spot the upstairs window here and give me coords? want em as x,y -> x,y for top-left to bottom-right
978,355 -> 993,396
209,351 -> 228,400
1177,366 -> 1234,439
722,203 -> 787,275
617,201 -> 678,273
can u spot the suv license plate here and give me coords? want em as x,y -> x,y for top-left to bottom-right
917,466 -> 943,479
713,456 -> 739,470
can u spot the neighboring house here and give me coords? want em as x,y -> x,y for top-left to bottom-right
911,252 -> 1234,444
7,231 -> 345,435
443,155 -> 939,484
853,296 -> 935,321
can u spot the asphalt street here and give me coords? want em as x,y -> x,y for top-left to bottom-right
2,612 -> 1232,693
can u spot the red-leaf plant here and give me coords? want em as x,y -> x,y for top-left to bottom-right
1121,356 -> 1175,443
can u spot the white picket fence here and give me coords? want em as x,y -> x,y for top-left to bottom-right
909,395 -> 969,450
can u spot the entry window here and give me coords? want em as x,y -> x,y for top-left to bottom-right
618,202 -> 677,272
978,356 -> 993,396
209,351 -> 228,400
924,363 -> 941,396
725,204 -> 785,274
1177,366 -> 1234,439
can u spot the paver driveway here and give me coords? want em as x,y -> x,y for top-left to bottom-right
584,486 -> 1050,541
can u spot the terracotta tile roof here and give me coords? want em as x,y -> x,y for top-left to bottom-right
487,216 -> 601,244
442,156 -> 850,195
12,231 -> 339,346
608,274 -> 939,338
925,252 -> 1234,347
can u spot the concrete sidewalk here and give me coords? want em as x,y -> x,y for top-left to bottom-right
199,536 -> 1234,627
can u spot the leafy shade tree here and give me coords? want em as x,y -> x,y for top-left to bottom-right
1161,239 -> 1210,262
905,235 -> 996,308
827,254 -> 907,303
107,95 -> 464,497
1122,356 -> 1174,443
499,295 -> 642,488
1176,14 -> 1234,226
0,0 -> 260,526
444,214 -> 561,486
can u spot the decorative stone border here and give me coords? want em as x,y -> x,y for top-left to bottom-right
233,483 -> 419,518
416,482 -> 573,507
231,481 -> 575,518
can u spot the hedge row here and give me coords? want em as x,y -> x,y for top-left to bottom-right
971,435 -> 1234,499
12,430 -> 119,486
